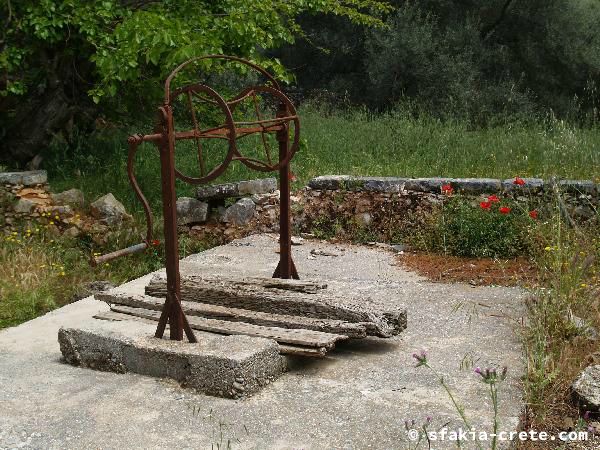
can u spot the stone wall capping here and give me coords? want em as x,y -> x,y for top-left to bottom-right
197,178 -> 277,201
0,170 -> 47,186
556,179 -> 597,195
501,178 -> 544,192
307,175 -> 599,198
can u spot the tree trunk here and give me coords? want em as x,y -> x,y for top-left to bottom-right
0,50 -> 96,168
1,89 -> 76,167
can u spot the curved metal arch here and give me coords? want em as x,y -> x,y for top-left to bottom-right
164,55 -> 280,105
228,85 -> 300,173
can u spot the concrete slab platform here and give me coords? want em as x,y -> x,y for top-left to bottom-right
0,234 -> 526,449
58,320 -> 285,399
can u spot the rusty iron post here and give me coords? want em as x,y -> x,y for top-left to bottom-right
272,102 -> 298,279
90,55 -> 301,342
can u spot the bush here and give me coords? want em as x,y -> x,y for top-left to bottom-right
431,196 -> 532,258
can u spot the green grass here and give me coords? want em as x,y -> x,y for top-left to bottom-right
43,105 -> 600,220
0,226 -> 210,329
299,105 -> 600,181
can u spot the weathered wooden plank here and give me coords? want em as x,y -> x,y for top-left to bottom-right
145,273 -> 406,338
93,310 -> 328,357
232,277 -> 327,294
96,291 -> 367,338
109,304 -> 346,349
277,344 -> 327,357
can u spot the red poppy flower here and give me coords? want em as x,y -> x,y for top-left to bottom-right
499,206 -> 511,214
151,239 -> 160,247
529,210 -> 538,219
513,177 -> 525,186
488,195 -> 500,203
480,201 -> 492,210
441,184 -> 454,195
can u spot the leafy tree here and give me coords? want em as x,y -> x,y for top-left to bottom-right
278,0 -> 600,124
0,0 -> 390,167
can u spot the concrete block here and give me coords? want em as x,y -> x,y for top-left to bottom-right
58,320 -> 286,399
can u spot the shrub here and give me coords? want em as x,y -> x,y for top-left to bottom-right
433,196 -> 531,258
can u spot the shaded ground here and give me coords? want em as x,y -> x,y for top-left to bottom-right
0,234 -> 528,449
397,252 -> 538,287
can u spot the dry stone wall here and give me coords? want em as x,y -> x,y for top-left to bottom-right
3,170 -> 597,246
1,170 -> 133,245
293,176 -> 599,241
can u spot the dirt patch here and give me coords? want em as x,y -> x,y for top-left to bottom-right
397,252 -> 538,287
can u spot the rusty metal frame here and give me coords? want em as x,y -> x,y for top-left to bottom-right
92,55 -> 300,342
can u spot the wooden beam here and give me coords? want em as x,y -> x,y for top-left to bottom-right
109,304 -> 346,349
93,310 -> 328,357
145,273 -> 406,337
96,292 -> 367,338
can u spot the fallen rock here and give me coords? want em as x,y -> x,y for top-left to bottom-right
63,226 -> 81,238
176,197 -> 208,225
251,191 -> 280,205
90,193 -> 132,226
223,198 -> 256,226
51,189 -> 85,208
572,365 -> 600,412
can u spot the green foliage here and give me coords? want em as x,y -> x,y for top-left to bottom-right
279,0 -> 600,124
0,0 -> 389,104
434,197 -> 531,258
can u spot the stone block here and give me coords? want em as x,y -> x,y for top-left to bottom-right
404,178 -> 453,193
308,175 -> 352,190
501,178 -> 544,192
359,177 -> 407,193
0,170 -> 47,186
13,198 -> 36,214
451,178 -> 502,194
223,198 -> 256,225
176,197 -> 208,225
58,321 -> 286,399
90,193 -> 132,226
557,180 -> 597,195
572,365 -> 600,412
196,183 -> 239,201
238,178 -> 277,195
51,189 -> 85,208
